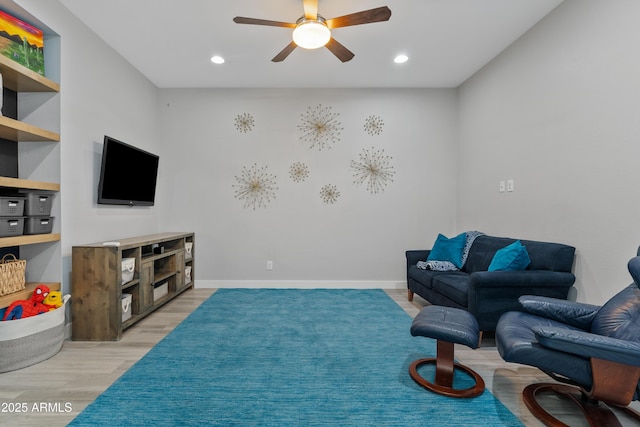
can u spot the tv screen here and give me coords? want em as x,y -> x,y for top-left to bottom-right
97,136 -> 159,206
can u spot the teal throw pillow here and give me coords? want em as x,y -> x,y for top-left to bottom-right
488,240 -> 531,271
427,232 -> 467,269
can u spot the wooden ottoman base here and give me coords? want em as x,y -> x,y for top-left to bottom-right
409,340 -> 485,398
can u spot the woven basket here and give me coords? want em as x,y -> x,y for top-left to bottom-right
0,254 -> 26,296
0,295 -> 70,373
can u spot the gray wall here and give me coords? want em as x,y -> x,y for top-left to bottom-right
16,0 -> 161,293
157,88 -> 458,287
458,0 -> 640,304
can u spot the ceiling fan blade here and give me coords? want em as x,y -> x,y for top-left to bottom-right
303,0 -> 318,20
272,41 -> 298,62
325,6 -> 392,29
233,16 -> 296,28
325,38 -> 355,62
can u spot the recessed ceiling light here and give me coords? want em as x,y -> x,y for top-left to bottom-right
211,55 -> 225,64
394,54 -> 408,64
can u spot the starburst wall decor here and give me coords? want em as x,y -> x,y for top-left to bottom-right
232,163 -> 278,210
364,115 -> 384,136
289,162 -> 309,183
298,104 -> 343,151
351,147 -> 396,194
234,113 -> 255,133
320,184 -> 340,204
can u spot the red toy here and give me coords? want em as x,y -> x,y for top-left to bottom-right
2,284 -> 51,321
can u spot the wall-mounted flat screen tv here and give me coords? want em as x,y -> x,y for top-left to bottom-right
97,136 -> 159,206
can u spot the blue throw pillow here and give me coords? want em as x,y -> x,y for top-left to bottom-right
488,240 -> 531,271
427,233 -> 467,269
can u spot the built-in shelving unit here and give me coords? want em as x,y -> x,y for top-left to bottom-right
71,232 -> 195,341
0,56 -> 60,142
0,9 -> 61,310
0,177 -> 60,192
0,233 -> 60,248
0,115 -> 60,142
0,55 -> 60,92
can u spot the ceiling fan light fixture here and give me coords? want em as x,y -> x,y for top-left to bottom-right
394,54 -> 408,64
293,19 -> 331,50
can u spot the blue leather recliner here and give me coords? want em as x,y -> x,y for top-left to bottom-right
496,255 -> 640,426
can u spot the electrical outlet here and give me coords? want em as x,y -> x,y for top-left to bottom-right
266,261 -> 273,270
499,181 -> 506,192
507,179 -> 514,192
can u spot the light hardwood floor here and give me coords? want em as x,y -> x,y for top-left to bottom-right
1,287 -> 638,426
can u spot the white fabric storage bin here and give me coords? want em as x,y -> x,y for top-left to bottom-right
121,293 -> 132,322
185,242 -> 193,258
0,295 -> 70,373
121,258 -> 135,284
153,281 -> 168,301
185,266 -> 192,283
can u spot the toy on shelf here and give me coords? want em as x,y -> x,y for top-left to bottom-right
43,290 -> 63,311
2,284 -> 50,321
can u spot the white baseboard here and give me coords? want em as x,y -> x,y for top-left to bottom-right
195,280 -> 406,290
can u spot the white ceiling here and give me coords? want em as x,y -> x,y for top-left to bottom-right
59,0 -> 563,89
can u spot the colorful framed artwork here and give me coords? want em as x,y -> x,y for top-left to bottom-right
0,10 -> 45,75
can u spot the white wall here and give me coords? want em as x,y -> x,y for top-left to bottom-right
457,0 -> 640,304
15,0 -> 161,293
157,88 -> 458,287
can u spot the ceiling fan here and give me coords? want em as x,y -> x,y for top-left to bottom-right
233,0 -> 391,62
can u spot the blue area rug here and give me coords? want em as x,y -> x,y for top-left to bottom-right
69,289 -> 523,426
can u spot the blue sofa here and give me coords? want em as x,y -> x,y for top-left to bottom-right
406,234 -> 576,331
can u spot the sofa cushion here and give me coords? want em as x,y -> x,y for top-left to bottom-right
464,236 -> 510,273
463,235 -> 575,274
431,272 -> 470,307
427,233 -> 467,269
408,265 -> 435,289
521,240 -> 575,272
488,240 -> 531,271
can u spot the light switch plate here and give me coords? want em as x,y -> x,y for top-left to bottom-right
507,179 -> 514,192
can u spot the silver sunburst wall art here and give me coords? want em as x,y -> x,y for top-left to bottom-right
234,113 -> 255,133
351,147 -> 396,194
364,115 -> 384,136
298,104 -> 343,151
232,163 -> 278,210
289,162 -> 310,183
320,184 -> 341,204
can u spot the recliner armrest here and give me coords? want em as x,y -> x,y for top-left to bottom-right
533,326 -> 640,368
519,295 -> 600,330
